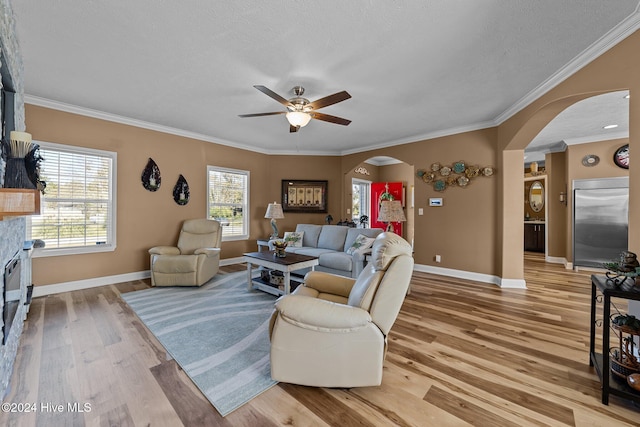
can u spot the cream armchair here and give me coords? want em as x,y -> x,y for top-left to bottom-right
148,219 -> 222,287
269,232 -> 414,387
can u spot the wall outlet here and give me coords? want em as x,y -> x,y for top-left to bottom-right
435,254 -> 441,263
346,208 -> 351,214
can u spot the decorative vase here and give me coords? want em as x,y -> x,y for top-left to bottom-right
5,131 -> 36,189
5,157 -> 36,189
273,240 -> 287,258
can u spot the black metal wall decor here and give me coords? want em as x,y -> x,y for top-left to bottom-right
173,174 -> 190,205
141,158 -> 161,191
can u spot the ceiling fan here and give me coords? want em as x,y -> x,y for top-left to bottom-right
239,85 -> 351,132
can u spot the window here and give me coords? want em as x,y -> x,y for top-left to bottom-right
207,166 -> 249,241
352,178 -> 371,226
29,142 -> 116,256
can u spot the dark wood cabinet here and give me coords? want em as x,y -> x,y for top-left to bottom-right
524,223 -> 545,252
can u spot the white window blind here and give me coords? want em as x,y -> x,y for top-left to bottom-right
30,142 -> 116,256
207,166 -> 249,240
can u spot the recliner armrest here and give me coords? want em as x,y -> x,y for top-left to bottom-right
194,247 -> 221,257
302,271 -> 355,298
275,295 -> 371,332
148,246 -> 180,255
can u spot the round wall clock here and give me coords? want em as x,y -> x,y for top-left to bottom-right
613,144 -> 629,169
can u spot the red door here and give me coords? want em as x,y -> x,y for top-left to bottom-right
370,182 -> 404,236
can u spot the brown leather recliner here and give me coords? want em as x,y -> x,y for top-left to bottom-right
148,219 -> 222,287
269,232 -> 414,387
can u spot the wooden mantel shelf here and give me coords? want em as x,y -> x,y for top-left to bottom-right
0,188 -> 41,219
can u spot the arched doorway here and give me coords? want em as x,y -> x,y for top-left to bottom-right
344,156 -> 414,246
501,90 -> 630,285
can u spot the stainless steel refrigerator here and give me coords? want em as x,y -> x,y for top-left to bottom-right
573,177 -> 629,268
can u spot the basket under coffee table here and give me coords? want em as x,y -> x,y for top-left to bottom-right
244,251 -> 319,296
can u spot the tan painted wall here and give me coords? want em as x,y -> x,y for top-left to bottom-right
546,151 -> 567,259
343,127 -> 498,275
25,105 -> 343,286
499,28 -> 640,280
23,28 -> 640,287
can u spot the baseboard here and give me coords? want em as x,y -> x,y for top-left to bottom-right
545,255 -> 572,269
32,257 -> 531,297
32,257 -> 245,297
413,264 -> 527,289
32,271 -> 151,298
221,257 -> 244,266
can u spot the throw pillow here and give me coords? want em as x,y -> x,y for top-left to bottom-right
283,231 -> 304,247
346,234 -> 376,255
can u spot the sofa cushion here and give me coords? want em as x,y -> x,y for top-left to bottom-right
152,254 -> 197,273
346,234 -> 376,255
295,224 -> 322,247
344,227 -> 384,252
317,225 -> 349,251
318,252 -> 353,272
284,231 -> 304,247
291,248 -> 335,258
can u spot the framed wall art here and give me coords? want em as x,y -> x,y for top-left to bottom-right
282,180 -> 328,213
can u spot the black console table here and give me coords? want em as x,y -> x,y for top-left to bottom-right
589,275 -> 640,405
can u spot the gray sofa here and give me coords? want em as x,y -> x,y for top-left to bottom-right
271,224 -> 383,278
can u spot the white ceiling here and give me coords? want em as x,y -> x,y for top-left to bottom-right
11,1 -> 640,156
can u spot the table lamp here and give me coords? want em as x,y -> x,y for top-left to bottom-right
264,201 -> 284,239
377,200 -> 406,233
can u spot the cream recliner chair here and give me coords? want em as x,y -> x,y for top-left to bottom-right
148,219 -> 222,287
269,232 -> 414,387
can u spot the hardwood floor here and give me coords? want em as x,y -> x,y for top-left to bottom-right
1,254 -> 639,426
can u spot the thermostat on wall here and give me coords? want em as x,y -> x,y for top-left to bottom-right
429,198 -> 443,207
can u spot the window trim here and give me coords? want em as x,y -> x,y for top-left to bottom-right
206,165 -> 250,241
29,141 -> 117,258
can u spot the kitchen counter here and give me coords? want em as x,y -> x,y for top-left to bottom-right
524,220 -> 545,224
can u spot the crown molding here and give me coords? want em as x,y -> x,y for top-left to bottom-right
563,132 -> 628,146
25,95 -> 346,156
494,8 -> 640,126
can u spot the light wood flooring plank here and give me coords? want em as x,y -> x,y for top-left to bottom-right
1,253 -> 639,426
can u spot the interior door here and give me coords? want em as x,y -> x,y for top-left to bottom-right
370,182 -> 404,236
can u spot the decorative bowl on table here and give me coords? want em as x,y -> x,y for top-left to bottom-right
273,240 -> 287,257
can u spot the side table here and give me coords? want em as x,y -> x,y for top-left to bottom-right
257,239 -> 270,252
589,274 -> 640,405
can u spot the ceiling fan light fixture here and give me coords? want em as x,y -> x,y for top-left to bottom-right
286,111 -> 312,127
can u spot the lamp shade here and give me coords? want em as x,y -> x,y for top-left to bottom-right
286,111 -> 312,127
264,201 -> 284,219
377,200 -> 406,223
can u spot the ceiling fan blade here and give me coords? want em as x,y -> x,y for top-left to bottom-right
238,111 -> 286,118
290,125 -> 299,133
254,85 -> 293,108
307,91 -> 351,110
312,112 -> 351,126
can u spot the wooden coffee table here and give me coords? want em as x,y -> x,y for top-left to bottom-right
244,251 -> 319,296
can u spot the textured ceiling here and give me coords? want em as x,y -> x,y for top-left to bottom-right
11,1 -> 640,156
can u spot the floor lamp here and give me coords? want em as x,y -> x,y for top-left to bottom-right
377,200 -> 406,234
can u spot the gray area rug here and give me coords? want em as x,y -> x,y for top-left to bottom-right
122,270 -> 278,416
